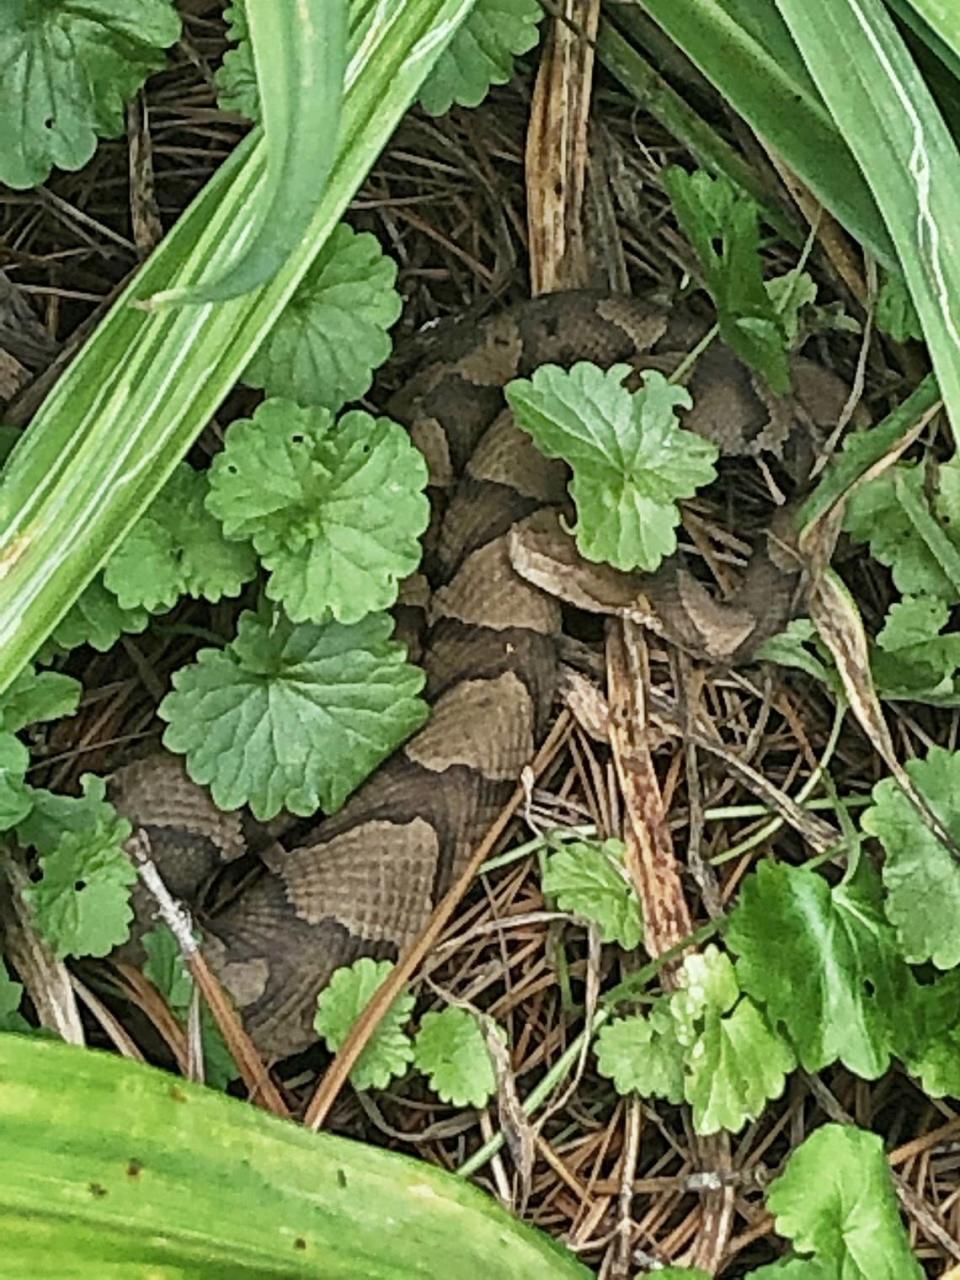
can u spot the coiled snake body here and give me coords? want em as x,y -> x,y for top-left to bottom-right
109,291 -> 848,1060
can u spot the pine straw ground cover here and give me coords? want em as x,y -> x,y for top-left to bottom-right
2,5 -> 960,1277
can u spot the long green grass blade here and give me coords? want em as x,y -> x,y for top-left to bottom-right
167,0 -> 349,304
0,0 -> 474,699
890,0 -> 960,76
616,0 -> 895,264
776,0 -> 960,437
0,1036 -> 590,1278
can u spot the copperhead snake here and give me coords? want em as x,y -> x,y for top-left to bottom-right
108,291 -> 849,1060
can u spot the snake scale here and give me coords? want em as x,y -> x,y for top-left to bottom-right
108,291 -> 849,1061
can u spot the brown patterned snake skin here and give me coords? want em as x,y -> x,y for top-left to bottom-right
108,291 -> 849,1061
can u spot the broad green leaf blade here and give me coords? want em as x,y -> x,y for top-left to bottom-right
0,0 -> 181,189
0,1035 -> 592,1278
776,0 -> 960,437
766,1125 -> 923,1279
158,609 -> 428,820
172,0 -> 347,303
611,2 -> 894,266
0,0 -> 476,701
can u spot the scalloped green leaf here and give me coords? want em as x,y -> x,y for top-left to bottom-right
0,733 -> 32,832
862,745 -> 960,968
49,576 -> 149,655
314,958 -> 415,1091
506,363 -> 715,572
0,0 -> 181,189
0,664 -> 80,733
158,607 -> 428,821
541,838 -> 643,948
243,223 -> 402,412
413,1007 -> 498,1108
215,0 -> 258,121
594,1004 -> 685,1103
104,463 -> 257,614
419,0 -> 544,116
207,400 -> 429,625
22,804 -> 135,959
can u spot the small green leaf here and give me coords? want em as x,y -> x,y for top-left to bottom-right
507,364 -> 716,572
663,167 -> 791,393
413,1007 -> 498,1108
207,401 -> 429,625
0,734 -> 32,832
876,269 -> 923,343
757,617 -> 837,688
844,464 -> 957,599
158,607 -> 428,821
419,0 -> 544,115
49,577 -> 149,655
766,1125 -> 923,1280
671,947 -> 794,1135
314,958 -> 414,1091
243,223 -> 402,412
0,0 -> 182,189
0,665 -> 80,733
727,862 -> 908,1078
104,464 -> 257,613
862,746 -> 960,968
896,971 -> 960,1098
215,0 -> 258,121
0,959 -> 28,1033
541,838 -> 643,948
22,808 -> 135,959
872,595 -> 960,699
16,774 -> 118,856
594,1004 -> 685,1103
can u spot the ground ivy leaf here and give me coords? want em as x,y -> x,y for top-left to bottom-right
757,617 -> 838,689
314,958 -> 415,1091
541,837 -> 643,948
104,463 -> 257,613
844,464 -> 956,598
663,168 -> 791,394
49,576 -> 149,655
594,1004 -> 685,1103
0,959 -> 28,1033
506,363 -> 715,572
0,664 -> 80,733
873,595 -> 960,699
671,947 -> 794,1135
419,0 -> 544,116
0,0 -> 182,189
0,734 -> 32,832
215,0 -> 258,121
862,746 -> 960,968
207,401 -> 429,625
413,1007 -> 497,1108
766,1125 -> 923,1280
22,807 -> 135,959
896,971 -> 960,1098
243,223 -> 402,412
766,270 -> 818,346
158,608 -> 428,821
16,774 -> 118,855
726,861 -> 907,1078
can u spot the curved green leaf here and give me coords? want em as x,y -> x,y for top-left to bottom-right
0,1035 -> 591,1278
170,0 -> 348,304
